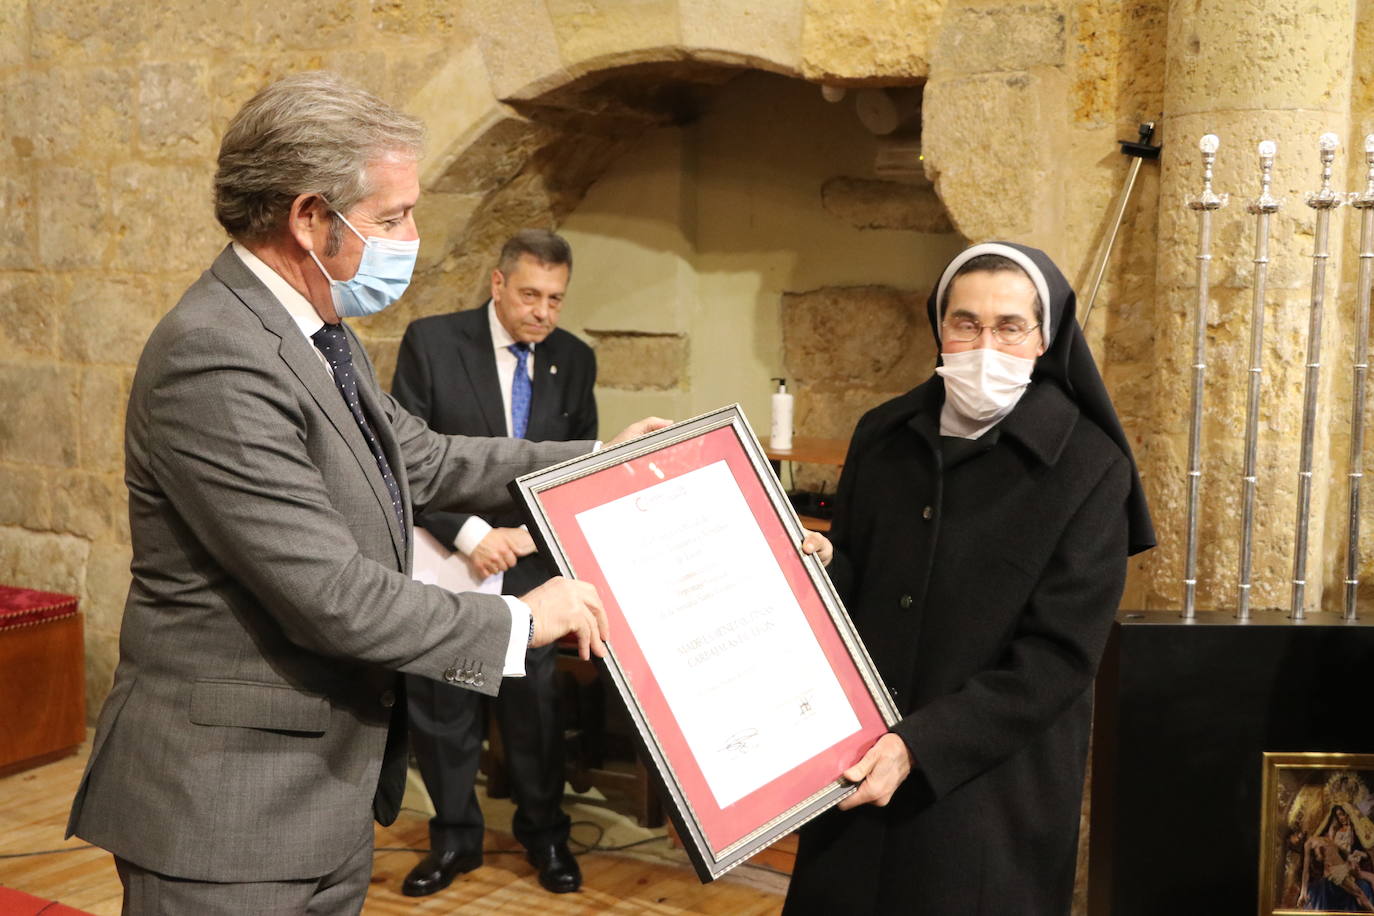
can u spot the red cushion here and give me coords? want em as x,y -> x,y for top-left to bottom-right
0,887 -> 96,915
0,585 -> 79,632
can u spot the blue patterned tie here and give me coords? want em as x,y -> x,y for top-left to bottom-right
311,324 -> 406,531
509,342 -> 531,439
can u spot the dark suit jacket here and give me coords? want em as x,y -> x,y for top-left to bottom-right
66,247 -> 589,883
391,303 -> 597,595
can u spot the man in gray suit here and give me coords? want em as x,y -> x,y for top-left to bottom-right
66,71 -> 663,915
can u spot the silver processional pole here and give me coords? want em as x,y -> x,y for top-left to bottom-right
1237,141 -> 1281,621
1342,134 -> 1374,622
1292,133 -> 1344,620
1183,134 -> 1228,620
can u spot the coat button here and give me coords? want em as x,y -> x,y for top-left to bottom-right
921,505 -> 933,520
443,665 -> 459,683
380,689 -> 396,708
899,594 -> 913,609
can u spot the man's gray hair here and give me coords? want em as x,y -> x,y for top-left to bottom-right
214,71 -> 425,245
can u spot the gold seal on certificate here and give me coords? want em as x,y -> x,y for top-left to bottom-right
511,405 -> 897,882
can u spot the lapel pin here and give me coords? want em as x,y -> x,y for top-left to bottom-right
550,364 -> 558,375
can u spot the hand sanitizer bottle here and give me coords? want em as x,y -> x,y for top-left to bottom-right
770,378 -> 793,451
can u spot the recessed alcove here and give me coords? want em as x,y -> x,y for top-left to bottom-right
553,70 -> 963,460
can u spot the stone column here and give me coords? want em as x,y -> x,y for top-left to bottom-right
1144,0 -> 1355,612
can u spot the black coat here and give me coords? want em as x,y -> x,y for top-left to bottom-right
390,303 -> 598,595
784,376 -> 1130,915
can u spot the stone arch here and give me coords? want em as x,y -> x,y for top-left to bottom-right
353,1 -> 954,376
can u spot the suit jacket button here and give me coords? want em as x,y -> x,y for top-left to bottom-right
921,505 -> 933,520
473,674 -> 485,689
899,594 -> 913,609
380,689 -> 396,708
443,665 -> 459,683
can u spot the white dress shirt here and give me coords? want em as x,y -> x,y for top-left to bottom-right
232,244 -> 532,677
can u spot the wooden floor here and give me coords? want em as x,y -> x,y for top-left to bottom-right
0,743 -> 786,915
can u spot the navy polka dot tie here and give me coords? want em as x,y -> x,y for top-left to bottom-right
509,342 -> 531,439
311,324 -> 405,531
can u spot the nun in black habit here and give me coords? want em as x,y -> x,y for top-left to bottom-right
783,242 -> 1155,915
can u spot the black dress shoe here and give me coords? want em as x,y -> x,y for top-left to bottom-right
527,841 -> 581,894
401,849 -> 483,897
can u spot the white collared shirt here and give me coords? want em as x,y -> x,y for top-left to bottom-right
230,243 -> 531,677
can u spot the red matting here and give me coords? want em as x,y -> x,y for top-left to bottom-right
538,425 -> 888,853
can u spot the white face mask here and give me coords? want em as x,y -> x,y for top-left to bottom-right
935,347 -> 1035,422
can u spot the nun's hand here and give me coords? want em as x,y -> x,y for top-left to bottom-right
838,733 -> 913,810
800,531 -> 833,566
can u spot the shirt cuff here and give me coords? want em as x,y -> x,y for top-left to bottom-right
499,595 -> 530,677
454,516 -> 493,556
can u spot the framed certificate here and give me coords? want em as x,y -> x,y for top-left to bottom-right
511,405 -> 899,881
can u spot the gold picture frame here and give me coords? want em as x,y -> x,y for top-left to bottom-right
1260,752 -> 1374,915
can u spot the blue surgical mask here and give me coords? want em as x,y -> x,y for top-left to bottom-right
308,210 -> 419,318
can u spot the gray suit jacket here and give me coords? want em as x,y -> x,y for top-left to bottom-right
66,246 -> 588,882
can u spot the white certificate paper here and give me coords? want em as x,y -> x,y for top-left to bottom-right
576,460 -> 860,809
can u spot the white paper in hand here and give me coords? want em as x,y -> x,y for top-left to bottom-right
411,527 -> 504,595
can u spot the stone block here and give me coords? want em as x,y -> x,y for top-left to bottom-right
800,0 -> 942,83
51,471 -> 123,541
409,41 -> 508,190
369,0 -> 467,38
782,285 -> 933,391
27,66 -> 136,159
137,0 -> 256,57
465,0 -> 569,100
209,56 -> 327,138
679,0 -> 805,73
81,367 -> 127,473
36,164 -> 108,270
0,527 -> 89,599
317,47 -> 391,102
0,364 -> 80,468
110,161 -> 223,273
586,330 -> 689,390
431,116 -> 553,194
820,177 -> 954,232
546,0 -> 682,76
61,275 -> 164,367
31,0 -> 146,62
931,3 -> 1064,75
0,465 -> 51,531
81,542 -> 133,637
138,61 -> 214,155
253,0 -> 362,51
1164,0 -> 1353,117
0,1 -> 27,71
0,273 -> 60,358
922,71 -> 1044,240
387,45 -> 452,112
0,174 -> 35,269
414,191 -> 483,271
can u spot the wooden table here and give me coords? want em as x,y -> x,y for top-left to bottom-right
763,436 -> 848,532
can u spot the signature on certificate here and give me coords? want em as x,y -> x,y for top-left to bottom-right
723,728 -> 760,756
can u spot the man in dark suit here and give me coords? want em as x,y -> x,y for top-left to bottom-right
66,72 -> 663,915
393,230 -> 595,896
